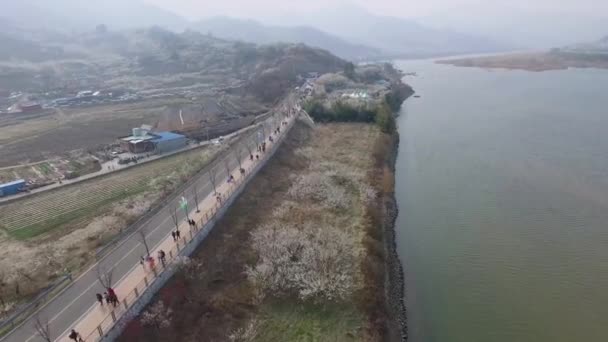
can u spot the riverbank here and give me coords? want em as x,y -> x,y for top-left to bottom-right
437,51 -> 608,71
114,120 -> 407,341
383,133 -> 408,341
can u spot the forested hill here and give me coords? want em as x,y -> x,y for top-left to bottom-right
0,24 -> 346,103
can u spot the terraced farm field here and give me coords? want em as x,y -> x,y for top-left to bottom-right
0,144 -> 222,240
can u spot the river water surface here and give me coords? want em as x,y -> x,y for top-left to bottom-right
394,59 -> 608,342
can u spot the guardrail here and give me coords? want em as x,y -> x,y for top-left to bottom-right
0,274 -> 72,338
0,117 -> 279,341
94,123 -> 265,260
83,111 -> 296,341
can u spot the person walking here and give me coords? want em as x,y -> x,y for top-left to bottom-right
158,250 -> 166,267
112,293 -> 119,307
104,292 -> 111,305
140,256 -> 146,269
171,231 -> 177,241
107,287 -> 118,307
147,255 -> 156,271
69,329 -> 84,342
96,293 -> 103,306
175,229 -> 181,240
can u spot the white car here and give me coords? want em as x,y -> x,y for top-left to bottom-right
211,137 -> 225,145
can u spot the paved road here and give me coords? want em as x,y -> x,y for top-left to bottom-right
0,106 -> 293,342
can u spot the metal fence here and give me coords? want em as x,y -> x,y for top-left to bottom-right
80,112 -> 296,341
95,121 -> 270,260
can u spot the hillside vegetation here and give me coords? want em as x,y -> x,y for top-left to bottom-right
0,25 -> 346,103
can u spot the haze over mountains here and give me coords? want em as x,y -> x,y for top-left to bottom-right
265,5 -> 508,57
191,17 -> 384,60
420,4 -> 608,48
0,0 -> 509,60
2,0 -> 607,61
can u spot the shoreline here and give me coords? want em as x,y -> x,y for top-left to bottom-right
384,131 -> 408,341
436,51 -> 608,72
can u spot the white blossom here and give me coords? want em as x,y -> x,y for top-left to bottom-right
287,172 -> 350,209
246,224 -> 356,301
141,300 -> 172,329
228,319 -> 260,342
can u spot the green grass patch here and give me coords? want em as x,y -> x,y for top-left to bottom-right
38,162 -> 53,175
8,185 -> 147,240
0,143 -> 221,240
254,299 -> 365,342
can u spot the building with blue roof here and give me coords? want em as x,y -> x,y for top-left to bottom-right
0,179 -> 26,197
151,131 -> 188,154
120,127 -> 187,154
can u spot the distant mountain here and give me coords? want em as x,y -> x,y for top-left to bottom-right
267,5 -> 508,57
191,17 -> 383,61
562,35 -> 608,54
0,25 -> 347,102
0,0 -> 187,32
420,5 -> 608,48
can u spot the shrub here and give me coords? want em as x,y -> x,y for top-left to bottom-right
287,171 -> 350,210
246,223 -> 357,301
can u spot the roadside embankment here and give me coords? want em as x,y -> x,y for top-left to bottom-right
117,120 -> 403,341
382,133 -> 408,341
116,63 -> 413,342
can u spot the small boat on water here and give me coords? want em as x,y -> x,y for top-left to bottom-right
414,95 -> 421,98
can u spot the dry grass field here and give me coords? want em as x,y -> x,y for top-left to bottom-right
0,143 -> 225,316
0,99 -> 189,167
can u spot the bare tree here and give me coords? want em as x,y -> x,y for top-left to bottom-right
0,272 -> 7,311
34,315 -> 52,342
141,300 -> 172,331
138,229 -> 150,257
244,139 -> 254,159
208,166 -> 218,194
223,157 -> 231,176
192,184 -> 200,213
96,264 -> 114,289
170,206 -> 179,231
235,145 -> 244,170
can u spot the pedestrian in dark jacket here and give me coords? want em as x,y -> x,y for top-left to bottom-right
171,231 -> 176,241
96,293 -> 103,306
175,229 -> 181,239
69,329 -> 84,342
158,250 -> 166,267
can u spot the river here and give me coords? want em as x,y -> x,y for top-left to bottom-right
393,59 -> 608,342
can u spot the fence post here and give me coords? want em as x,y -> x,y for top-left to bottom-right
144,276 -> 149,287
111,310 -> 116,322
123,299 -> 128,310
97,325 -> 103,337
169,250 -> 173,259
134,287 -> 139,298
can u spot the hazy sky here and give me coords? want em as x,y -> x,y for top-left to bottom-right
143,0 -> 608,20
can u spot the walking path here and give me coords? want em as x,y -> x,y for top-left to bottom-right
0,94 -> 300,342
